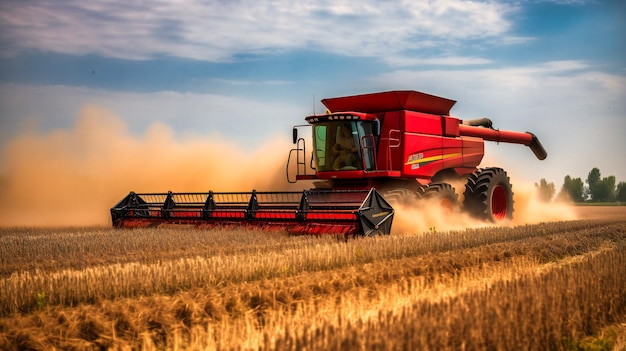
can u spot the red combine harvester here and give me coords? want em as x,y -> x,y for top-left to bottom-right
111,90 -> 546,236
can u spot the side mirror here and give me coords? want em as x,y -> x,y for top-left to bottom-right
292,127 -> 298,144
372,119 -> 381,136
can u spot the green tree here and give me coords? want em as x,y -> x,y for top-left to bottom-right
558,175 -> 584,202
617,182 -> 626,203
597,175 -> 616,202
586,167 -> 601,201
535,178 -> 555,202
586,168 -> 617,202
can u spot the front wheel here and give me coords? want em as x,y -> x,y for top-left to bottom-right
463,168 -> 514,222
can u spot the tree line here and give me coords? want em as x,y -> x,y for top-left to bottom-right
535,167 -> 626,203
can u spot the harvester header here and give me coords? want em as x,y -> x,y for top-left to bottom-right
111,188 -> 394,236
112,89 -> 547,235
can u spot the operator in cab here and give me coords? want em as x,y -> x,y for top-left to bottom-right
332,122 -> 359,170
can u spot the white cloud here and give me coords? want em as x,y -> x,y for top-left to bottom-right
533,0 -> 588,4
210,79 -> 293,86
383,56 -> 493,67
0,0 -> 517,61
494,36 -> 535,45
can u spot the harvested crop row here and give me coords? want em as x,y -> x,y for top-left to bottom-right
1,219 -> 622,277
1,221 -> 624,316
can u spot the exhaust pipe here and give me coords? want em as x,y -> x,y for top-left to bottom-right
462,118 -> 493,129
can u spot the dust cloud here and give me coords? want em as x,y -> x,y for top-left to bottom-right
509,182 -> 577,225
391,200 -> 486,235
0,105 -> 304,227
391,180 -> 577,235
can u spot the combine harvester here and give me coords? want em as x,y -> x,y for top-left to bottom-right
111,90 -> 546,236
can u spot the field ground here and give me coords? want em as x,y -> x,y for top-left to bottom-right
0,206 -> 625,350
574,206 -> 626,220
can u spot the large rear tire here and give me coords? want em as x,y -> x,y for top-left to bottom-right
418,182 -> 458,211
463,168 -> 514,222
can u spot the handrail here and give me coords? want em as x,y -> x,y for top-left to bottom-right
360,135 -> 377,172
386,129 -> 401,170
286,137 -> 308,183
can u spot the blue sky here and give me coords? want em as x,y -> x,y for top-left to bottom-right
0,0 -> 624,187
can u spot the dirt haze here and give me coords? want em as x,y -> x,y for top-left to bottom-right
390,180 -> 577,235
0,105 -> 301,226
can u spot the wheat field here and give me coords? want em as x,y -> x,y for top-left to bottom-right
0,207 -> 625,350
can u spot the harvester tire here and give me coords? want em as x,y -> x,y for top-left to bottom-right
463,168 -> 514,222
381,188 -> 419,207
418,183 -> 458,211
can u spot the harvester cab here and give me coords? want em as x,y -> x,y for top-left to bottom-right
112,90 -> 546,236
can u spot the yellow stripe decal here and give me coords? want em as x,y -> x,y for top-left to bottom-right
405,153 -> 462,165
